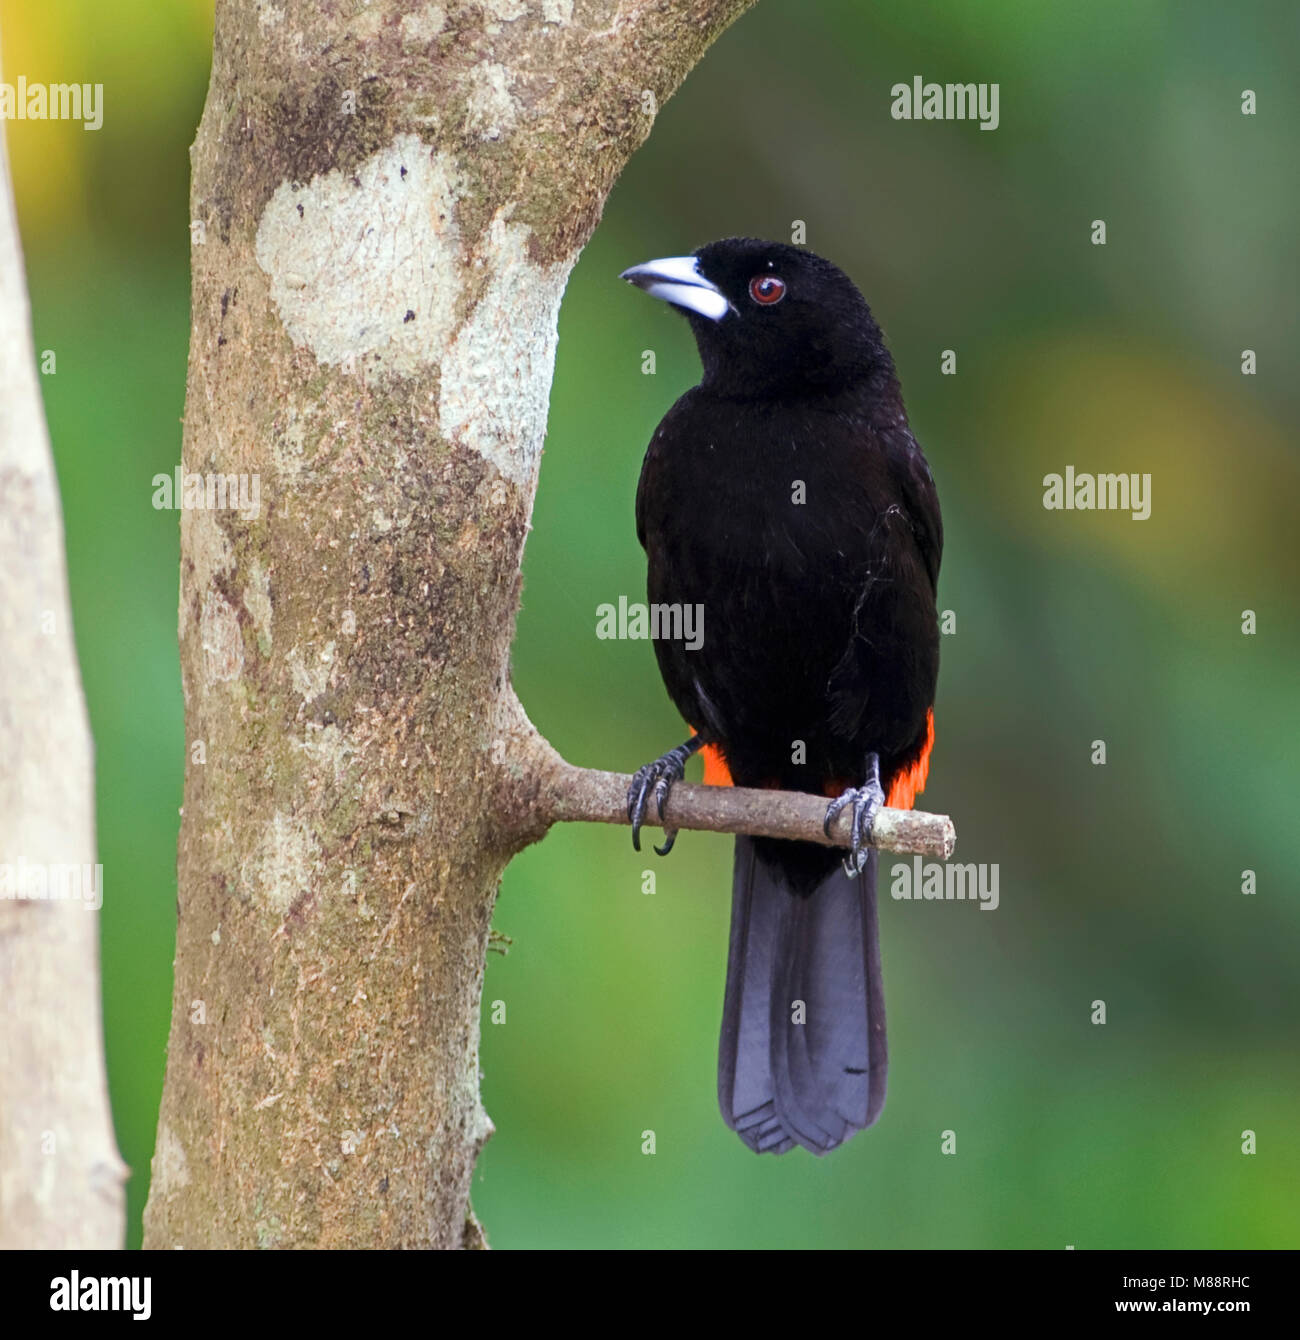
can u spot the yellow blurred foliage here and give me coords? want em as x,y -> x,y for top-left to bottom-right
0,0 -> 213,240
989,334 -> 1297,608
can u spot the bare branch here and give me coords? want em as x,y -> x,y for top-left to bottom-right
547,764 -> 955,858
495,691 -> 955,859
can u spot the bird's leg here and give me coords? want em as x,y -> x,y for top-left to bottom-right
823,752 -> 885,878
627,735 -> 705,856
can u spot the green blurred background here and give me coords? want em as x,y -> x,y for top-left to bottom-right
6,0 -> 1297,1248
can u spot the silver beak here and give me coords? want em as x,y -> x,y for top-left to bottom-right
619,255 -> 731,322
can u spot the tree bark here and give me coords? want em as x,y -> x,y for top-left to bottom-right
0,38 -> 126,1249
144,0 -> 757,1250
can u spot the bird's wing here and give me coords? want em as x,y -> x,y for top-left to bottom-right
888,428 -> 943,592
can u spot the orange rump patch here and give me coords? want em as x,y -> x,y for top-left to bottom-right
886,708 -> 935,811
700,742 -> 733,787
695,708 -> 935,806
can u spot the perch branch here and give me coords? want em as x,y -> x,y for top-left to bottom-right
549,764 -> 954,858
499,696 -> 955,859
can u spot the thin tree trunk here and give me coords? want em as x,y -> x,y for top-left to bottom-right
0,36 -> 126,1249
144,0 -> 756,1249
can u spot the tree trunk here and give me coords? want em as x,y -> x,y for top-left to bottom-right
144,0 -> 755,1249
0,37 -> 126,1249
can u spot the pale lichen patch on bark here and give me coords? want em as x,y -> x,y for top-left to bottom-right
254,134 -> 464,376
201,590 -> 244,684
438,213 -> 576,487
399,5 -> 448,45
180,505 -> 234,644
349,5 -> 385,41
463,61 -> 520,141
245,556 -> 274,655
293,721 -> 357,787
542,0 -> 575,24
243,811 -> 322,914
484,0 -> 529,29
286,639 -> 336,705
271,402 -> 310,479
151,1124 -> 191,1196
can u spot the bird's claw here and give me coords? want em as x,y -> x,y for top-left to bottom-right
823,753 -> 885,878
627,738 -> 701,855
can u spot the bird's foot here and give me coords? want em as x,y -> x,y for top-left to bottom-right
627,736 -> 703,855
823,752 -> 885,878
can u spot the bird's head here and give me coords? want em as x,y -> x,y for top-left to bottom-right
620,237 -> 893,400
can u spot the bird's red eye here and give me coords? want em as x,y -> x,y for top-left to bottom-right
748,274 -> 786,305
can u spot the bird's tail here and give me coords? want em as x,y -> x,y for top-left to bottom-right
717,835 -> 887,1154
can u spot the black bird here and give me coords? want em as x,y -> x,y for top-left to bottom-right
621,239 -> 942,1155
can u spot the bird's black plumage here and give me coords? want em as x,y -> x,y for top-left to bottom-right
623,238 -> 942,1154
